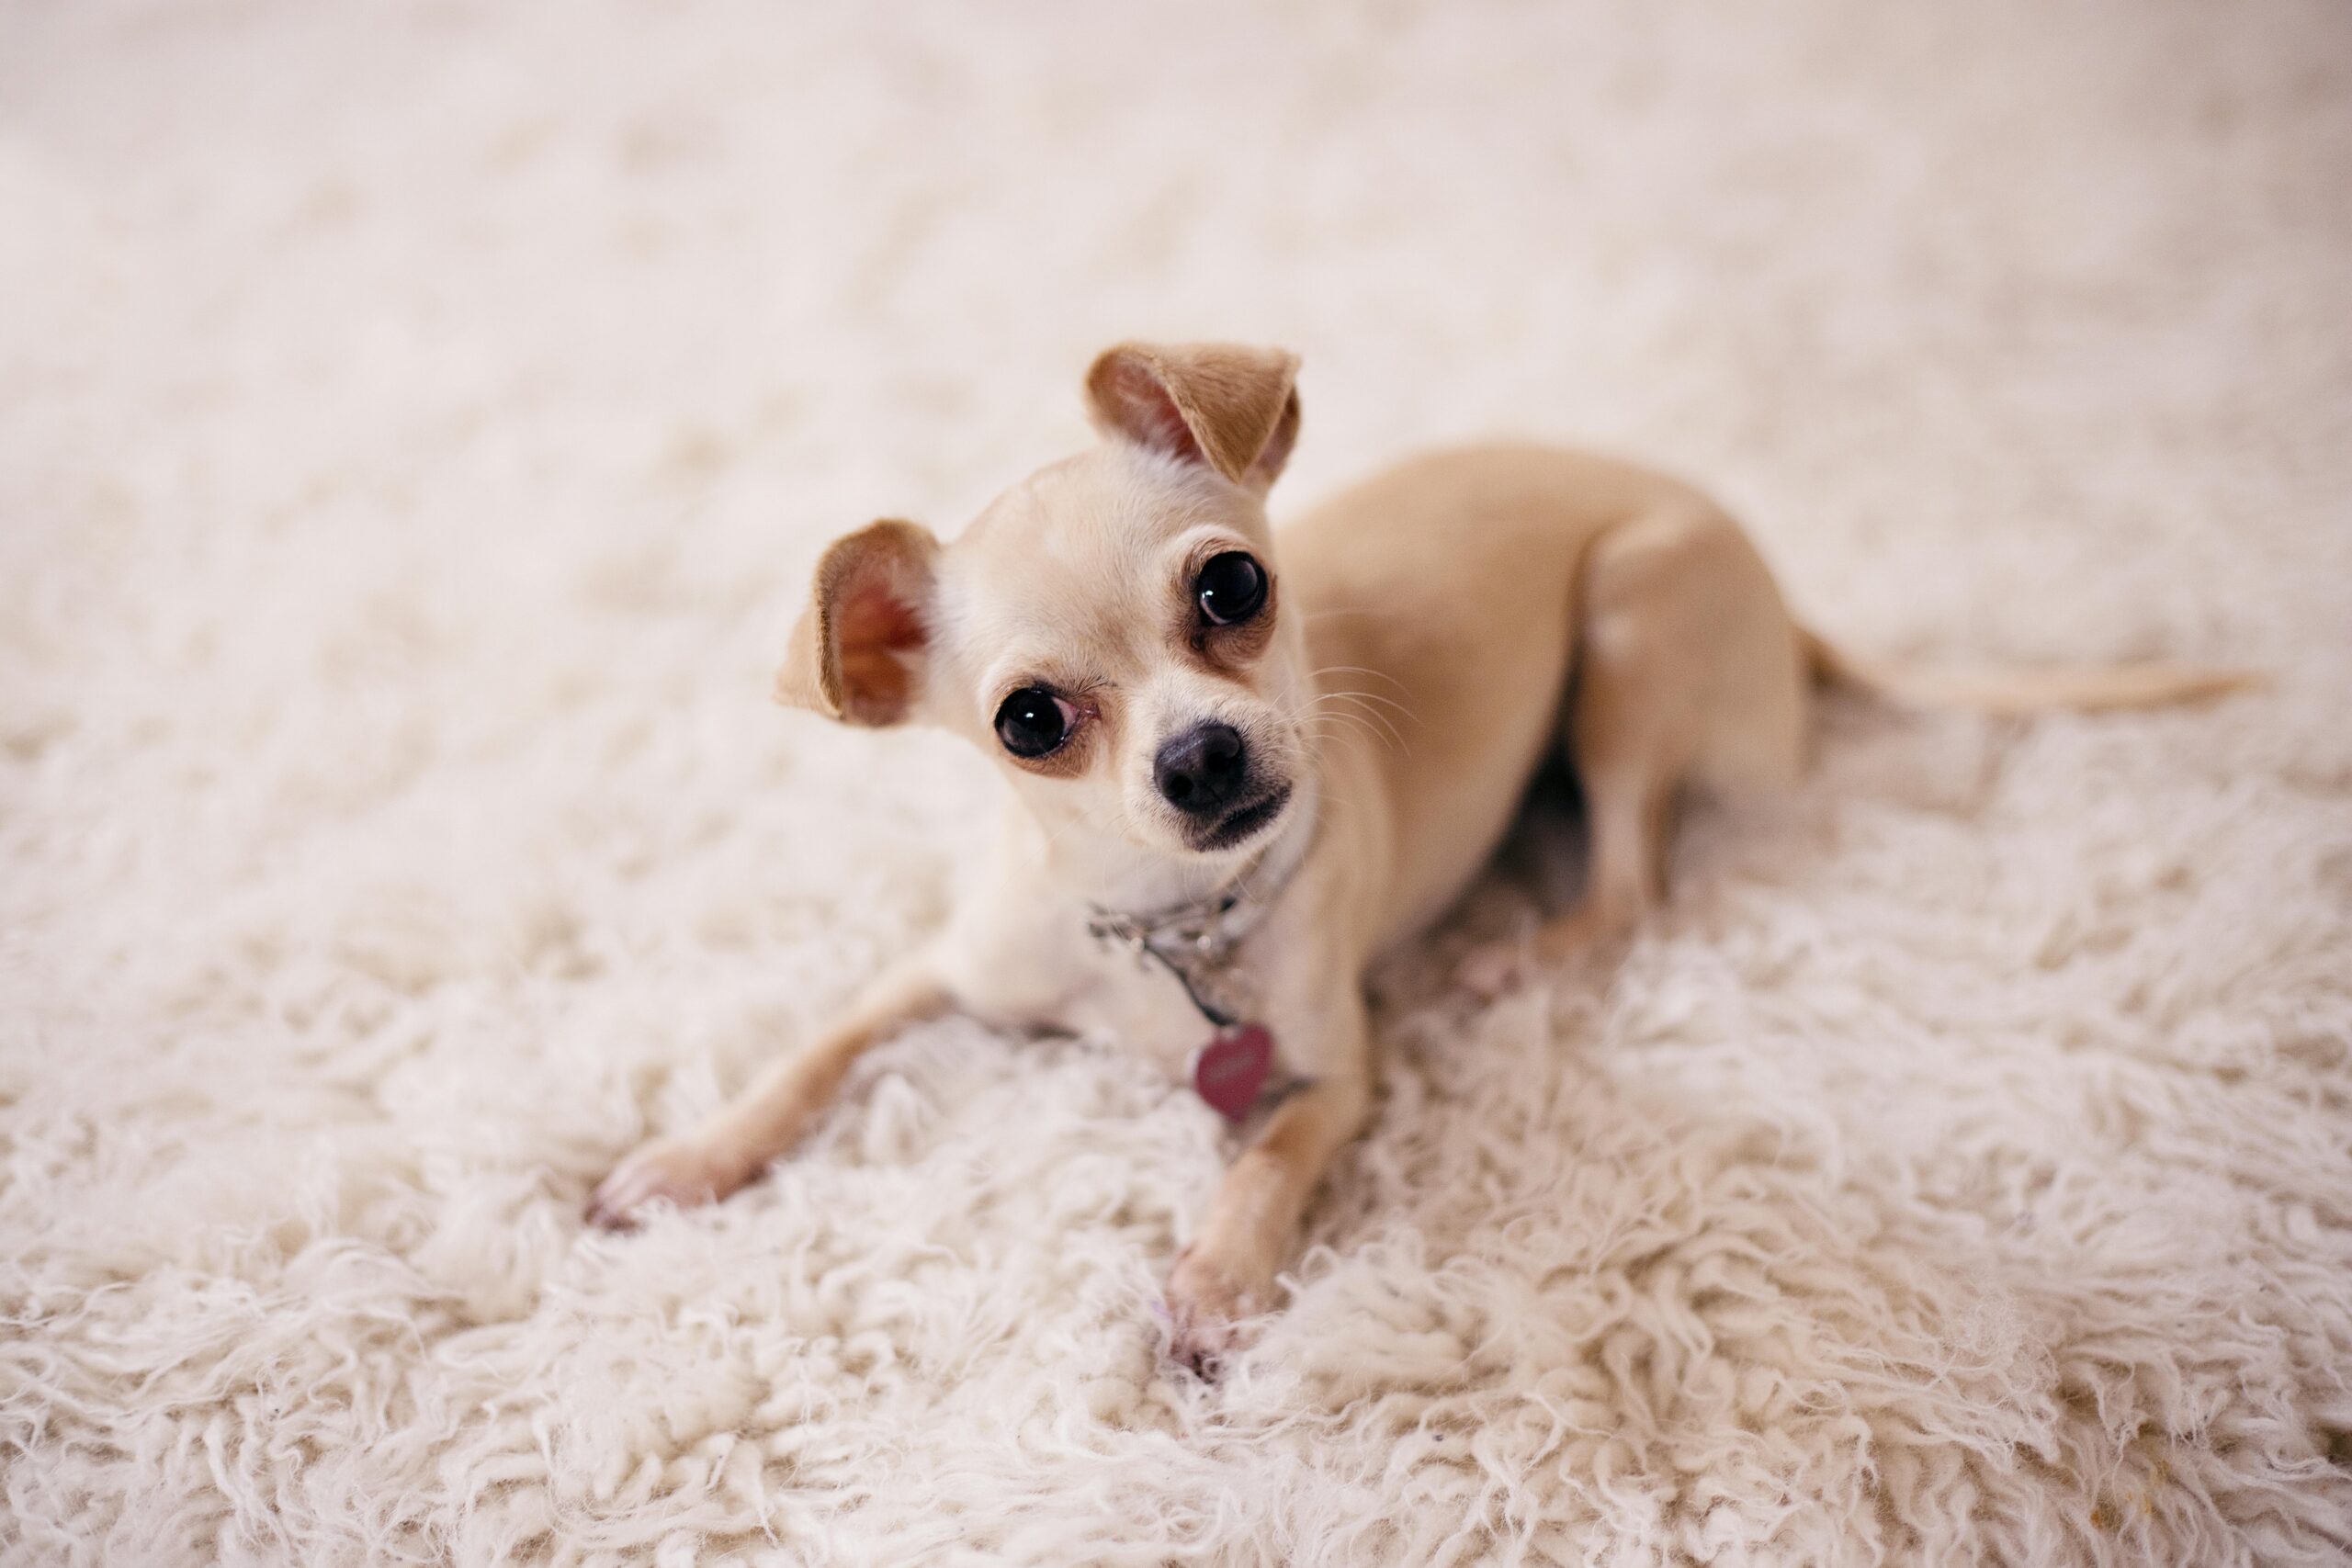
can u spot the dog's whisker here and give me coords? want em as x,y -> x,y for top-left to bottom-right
1317,693 -> 1408,743
1304,681 -> 1413,725
1291,701 -> 1386,746
1303,694 -> 1408,755
1295,692 -> 1396,739
1296,717 -> 1380,771
1288,706 -> 1382,769
1308,662 -> 1412,695
1327,688 -> 1413,719
1312,684 -> 1416,729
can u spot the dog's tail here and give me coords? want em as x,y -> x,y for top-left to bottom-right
1800,628 -> 2263,716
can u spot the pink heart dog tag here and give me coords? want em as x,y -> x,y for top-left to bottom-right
1192,1023 -> 1273,1122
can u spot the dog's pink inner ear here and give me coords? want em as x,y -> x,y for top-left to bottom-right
1085,342 -> 1301,492
776,519 -> 939,726
831,556 -> 928,724
1092,355 -> 1205,467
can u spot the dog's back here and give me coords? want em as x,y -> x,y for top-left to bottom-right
1281,444 -> 1720,949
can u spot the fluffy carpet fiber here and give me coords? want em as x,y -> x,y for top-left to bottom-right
4,2 -> 2350,1562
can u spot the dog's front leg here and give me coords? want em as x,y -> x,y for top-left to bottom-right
1165,991 -> 1371,1371
587,958 -> 948,1228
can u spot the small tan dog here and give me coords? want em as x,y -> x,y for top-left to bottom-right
589,341 -> 2250,1368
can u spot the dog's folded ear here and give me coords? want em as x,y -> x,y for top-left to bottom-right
774,519 -> 941,727
1084,341 -> 1301,496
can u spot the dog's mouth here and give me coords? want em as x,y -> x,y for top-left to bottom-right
1192,783 -> 1293,853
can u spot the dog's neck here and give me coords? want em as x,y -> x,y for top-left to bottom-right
1035,769 -> 1321,930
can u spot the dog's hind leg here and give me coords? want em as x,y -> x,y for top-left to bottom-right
1458,502 -> 1806,996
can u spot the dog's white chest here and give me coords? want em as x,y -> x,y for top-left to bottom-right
1057,947 -> 1228,1076
938,883 -> 1253,1081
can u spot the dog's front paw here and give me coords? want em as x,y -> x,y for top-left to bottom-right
1164,1240 -> 1277,1377
586,1134 -> 751,1230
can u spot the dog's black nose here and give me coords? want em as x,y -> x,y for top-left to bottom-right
1155,723 -> 1248,817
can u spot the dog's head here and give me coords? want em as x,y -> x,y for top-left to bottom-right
775,342 -> 1311,865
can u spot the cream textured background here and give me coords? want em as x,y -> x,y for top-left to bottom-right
4,2 -> 2350,1563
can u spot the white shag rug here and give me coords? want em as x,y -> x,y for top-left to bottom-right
5,2 -> 2350,1563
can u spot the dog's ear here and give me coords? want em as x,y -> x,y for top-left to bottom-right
1084,341 -> 1301,495
774,519 -> 941,727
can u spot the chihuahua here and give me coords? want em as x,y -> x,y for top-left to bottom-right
588,341 -> 2251,1368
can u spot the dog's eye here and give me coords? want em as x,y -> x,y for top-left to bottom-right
1194,552 -> 1267,626
994,686 -> 1074,759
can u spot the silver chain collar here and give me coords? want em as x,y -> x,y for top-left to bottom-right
1083,818 -> 1311,1029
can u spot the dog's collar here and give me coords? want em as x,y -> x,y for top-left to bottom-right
1083,802 -> 1313,1029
